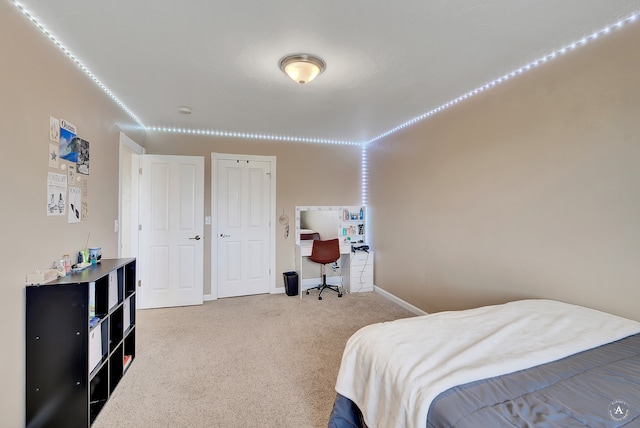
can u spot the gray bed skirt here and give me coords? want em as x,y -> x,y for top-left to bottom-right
329,333 -> 640,427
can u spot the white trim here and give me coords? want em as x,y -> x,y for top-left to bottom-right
211,153 -> 277,300
374,285 -> 428,316
118,132 -> 145,258
207,289 -> 287,299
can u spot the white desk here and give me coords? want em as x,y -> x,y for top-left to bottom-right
295,240 -> 352,299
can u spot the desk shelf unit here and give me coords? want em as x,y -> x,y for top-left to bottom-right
340,206 -> 366,244
26,258 -> 136,428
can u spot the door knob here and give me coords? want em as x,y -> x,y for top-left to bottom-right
189,235 -> 201,240
219,233 -> 230,238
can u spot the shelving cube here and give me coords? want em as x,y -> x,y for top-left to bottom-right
26,258 -> 136,428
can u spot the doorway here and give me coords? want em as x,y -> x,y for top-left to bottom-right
119,132 -> 144,259
211,153 -> 276,299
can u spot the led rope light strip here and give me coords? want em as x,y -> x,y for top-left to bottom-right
361,145 -> 369,239
11,0 -> 145,127
14,0 -> 636,147
360,11 -> 638,240
361,145 -> 368,206
11,0 -> 359,145
366,11 -> 639,145
146,126 -> 361,145
12,0 -> 638,211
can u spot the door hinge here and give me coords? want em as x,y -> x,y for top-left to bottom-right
138,224 -> 142,231
138,279 -> 142,287
139,167 -> 142,175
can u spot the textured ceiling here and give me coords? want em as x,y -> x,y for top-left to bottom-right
15,0 -> 640,143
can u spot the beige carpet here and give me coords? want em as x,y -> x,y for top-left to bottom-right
93,291 -> 415,428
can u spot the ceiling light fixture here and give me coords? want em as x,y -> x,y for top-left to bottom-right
178,106 -> 192,114
279,54 -> 326,84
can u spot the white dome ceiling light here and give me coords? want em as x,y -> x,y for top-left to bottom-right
279,54 -> 326,84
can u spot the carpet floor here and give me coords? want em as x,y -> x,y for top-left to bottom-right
93,290 -> 415,428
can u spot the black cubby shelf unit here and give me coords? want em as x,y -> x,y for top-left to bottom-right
26,258 -> 136,428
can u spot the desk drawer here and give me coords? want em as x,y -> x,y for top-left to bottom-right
349,275 -> 373,292
350,251 -> 373,266
351,263 -> 373,277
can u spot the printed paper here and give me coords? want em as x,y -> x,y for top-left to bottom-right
47,172 -> 67,216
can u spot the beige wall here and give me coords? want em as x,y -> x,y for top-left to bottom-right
0,5 -> 136,426
368,22 -> 640,321
143,134 -> 362,295
5,0 -> 640,425
0,4 -> 361,425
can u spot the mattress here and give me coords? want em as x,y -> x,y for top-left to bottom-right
330,334 -> 640,427
330,300 -> 640,428
427,333 -> 640,427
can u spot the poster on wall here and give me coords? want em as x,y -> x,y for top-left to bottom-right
47,172 -> 67,216
77,138 -> 90,175
48,143 -> 59,168
68,186 -> 81,223
49,116 -> 60,143
81,177 -> 89,220
59,119 -> 78,163
67,163 -> 77,183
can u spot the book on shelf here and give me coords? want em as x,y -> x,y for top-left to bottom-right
89,316 -> 100,329
123,354 -> 132,370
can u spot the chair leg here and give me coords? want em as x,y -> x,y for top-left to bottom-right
317,270 -> 343,300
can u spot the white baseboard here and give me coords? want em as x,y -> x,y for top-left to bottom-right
374,285 -> 427,316
205,288 -> 286,300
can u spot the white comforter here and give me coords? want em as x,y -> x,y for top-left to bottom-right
334,299 -> 640,428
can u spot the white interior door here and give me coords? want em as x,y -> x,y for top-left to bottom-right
139,155 -> 204,309
212,154 -> 274,298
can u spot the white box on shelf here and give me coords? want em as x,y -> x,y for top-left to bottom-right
89,327 -> 102,372
25,269 -> 58,285
89,281 -> 96,318
123,298 -> 131,331
108,270 -> 118,309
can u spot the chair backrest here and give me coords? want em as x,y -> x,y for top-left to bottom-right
300,231 -> 320,241
309,238 -> 341,265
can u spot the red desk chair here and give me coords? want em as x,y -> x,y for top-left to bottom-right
306,238 -> 343,300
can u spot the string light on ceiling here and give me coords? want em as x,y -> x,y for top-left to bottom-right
9,1 -> 639,145
366,11 -> 640,144
146,126 -> 359,145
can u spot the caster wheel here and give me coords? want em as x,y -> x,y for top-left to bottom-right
318,296 -> 323,300
306,290 -> 310,295
338,293 -> 343,297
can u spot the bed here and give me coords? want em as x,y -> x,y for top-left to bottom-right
328,299 -> 640,427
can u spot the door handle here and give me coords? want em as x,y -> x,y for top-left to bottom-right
219,233 -> 230,238
189,235 -> 201,240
